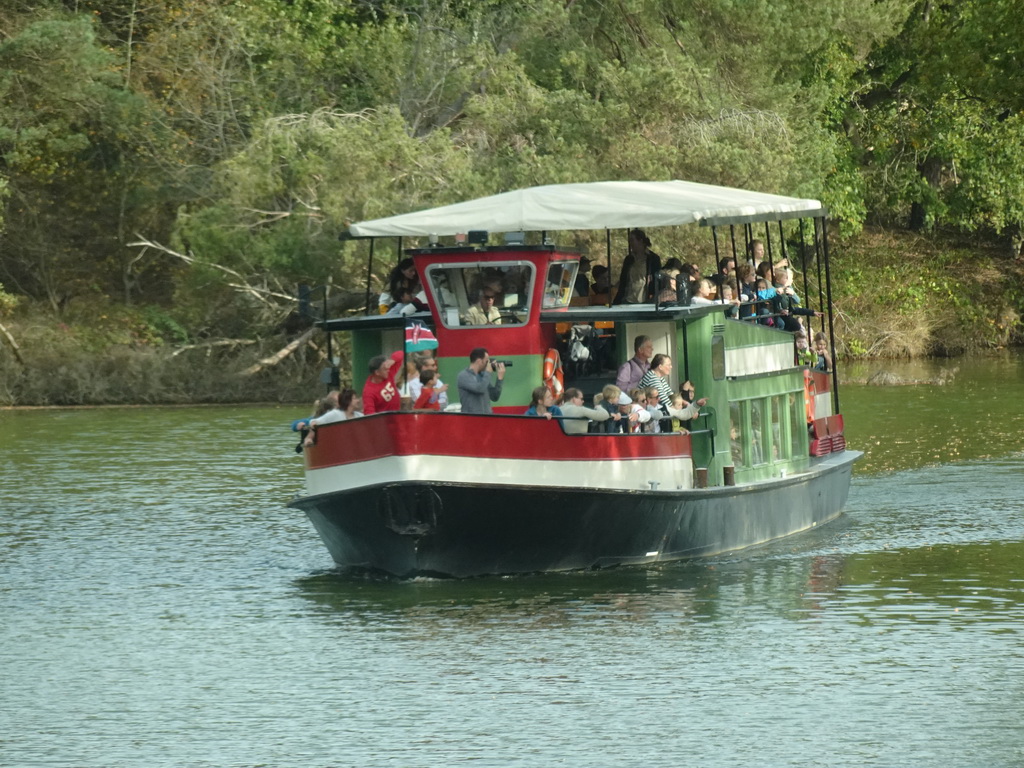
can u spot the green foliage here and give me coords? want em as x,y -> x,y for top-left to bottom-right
0,280 -> 18,317
0,0 -> 1021,395
851,0 -> 1024,238
829,228 -> 1022,356
0,12 -> 180,308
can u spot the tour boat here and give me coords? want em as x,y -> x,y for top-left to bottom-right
288,180 -> 861,577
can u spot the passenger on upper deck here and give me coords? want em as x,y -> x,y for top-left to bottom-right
614,229 -> 660,304
689,279 -> 721,306
388,258 -> 421,301
465,289 -> 502,325
456,348 -> 505,414
749,238 -> 788,280
719,280 -> 741,318
616,335 -> 654,393
559,387 -> 611,434
385,287 -> 421,317
773,267 -> 822,332
655,258 -> 683,304
590,265 -> 611,304
710,256 -> 736,293
573,257 -> 592,298
736,263 -> 757,318
524,386 -> 563,421
362,352 -> 401,415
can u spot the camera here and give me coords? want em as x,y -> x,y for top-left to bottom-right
489,359 -> 513,371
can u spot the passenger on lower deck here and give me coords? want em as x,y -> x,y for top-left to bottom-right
362,352 -> 401,415
638,354 -> 675,410
408,351 -> 448,411
559,388 -> 611,434
313,388 -> 363,426
524,386 -> 563,421
413,371 -> 443,411
595,384 -> 635,433
456,348 -> 504,414
615,335 -> 653,393
292,390 -> 338,451
626,388 -> 655,433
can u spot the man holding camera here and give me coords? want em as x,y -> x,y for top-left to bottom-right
457,347 -> 505,414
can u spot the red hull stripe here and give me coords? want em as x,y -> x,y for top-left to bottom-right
305,412 -> 692,470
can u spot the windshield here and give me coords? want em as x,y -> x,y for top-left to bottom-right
425,262 -> 535,328
543,261 -> 577,308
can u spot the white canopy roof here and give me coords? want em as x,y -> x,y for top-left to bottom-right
348,180 -> 823,238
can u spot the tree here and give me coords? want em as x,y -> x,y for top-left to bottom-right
850,0 -> 1024,250
0,13 -> 178,309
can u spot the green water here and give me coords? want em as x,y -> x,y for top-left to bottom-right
2,354 -> 1023,767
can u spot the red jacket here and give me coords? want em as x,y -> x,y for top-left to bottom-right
362,351 -> 403,415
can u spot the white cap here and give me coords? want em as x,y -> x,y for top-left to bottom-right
616,392 -> 632,405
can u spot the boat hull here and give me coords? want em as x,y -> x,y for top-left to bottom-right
289,450 -> 861,578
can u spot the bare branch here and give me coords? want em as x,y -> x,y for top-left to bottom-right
240,327 -> 317,377
170,339 -> 257,358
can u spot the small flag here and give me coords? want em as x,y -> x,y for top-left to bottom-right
405,320 -> 439,353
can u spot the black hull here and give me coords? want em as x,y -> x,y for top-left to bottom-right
290,451 -> 861,578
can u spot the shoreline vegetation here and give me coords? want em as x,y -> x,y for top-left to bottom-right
1,227 -> 1021,408
3,2 -> 1024,407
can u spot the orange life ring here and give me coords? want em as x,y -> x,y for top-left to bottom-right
803,369 -> 816,424
543,348 -> 564,399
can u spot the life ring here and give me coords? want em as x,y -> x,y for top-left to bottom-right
803,369 -> 815,424
543,348 -> 564,399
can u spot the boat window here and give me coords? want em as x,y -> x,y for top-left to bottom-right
729,401 -> 745,468
542,261 -> 577,309
789,390 -> 805,458
711,334 -> 725,380
425,262 -> 534,329
750,399 -> 766,465
770,395 -> 784,462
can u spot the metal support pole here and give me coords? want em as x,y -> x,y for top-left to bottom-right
798,218 -> 810,313
363,238 -> 376,315
606,229 -> 613,307
814,219 -> 827,335
820,216 -> 840,414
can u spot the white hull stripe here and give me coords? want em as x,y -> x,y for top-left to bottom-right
305,454 -> 695,497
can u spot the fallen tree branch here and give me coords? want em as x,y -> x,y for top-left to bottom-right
128,235 -> 294,308
170,339 -> 257,358
0,321 -> 25,366
240,327 -> 317,377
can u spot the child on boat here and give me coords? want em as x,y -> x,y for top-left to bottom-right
814,332 -> 832,372
795,331 -> 816,367
413,370 -> 443,411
